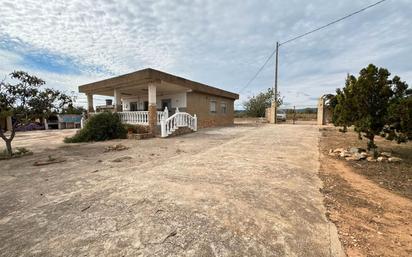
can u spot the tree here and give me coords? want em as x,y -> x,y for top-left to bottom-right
61,104 -> 86,115
0,71 -> 71,156
243,88 -> 283,117
331,64 -> 411,154
384,82 -> 412,143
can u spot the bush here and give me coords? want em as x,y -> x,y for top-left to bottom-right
64,112 -> 126,143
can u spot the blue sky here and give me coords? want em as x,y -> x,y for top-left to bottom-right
1,0 -> 411,109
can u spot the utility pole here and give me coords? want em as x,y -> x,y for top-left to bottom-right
293,105 -> 296,124
272,41 -> 279,124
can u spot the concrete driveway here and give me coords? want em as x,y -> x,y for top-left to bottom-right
0,124 -> 343,256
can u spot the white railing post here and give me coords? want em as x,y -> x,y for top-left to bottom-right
161,115 -> 167,138
194,114 -> 197,131
164,106 -> 169,119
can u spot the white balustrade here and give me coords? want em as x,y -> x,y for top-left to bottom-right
118,111 -> 149,125
118,108 -> 169,125
161,109 -> 197,138
118,107 -> 196,137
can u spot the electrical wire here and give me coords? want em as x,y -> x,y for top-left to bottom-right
239,0 -> 387,93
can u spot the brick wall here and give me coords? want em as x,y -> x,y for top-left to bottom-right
186,92 -> 235,128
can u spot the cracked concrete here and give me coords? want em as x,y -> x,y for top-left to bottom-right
0,124 -> 343,256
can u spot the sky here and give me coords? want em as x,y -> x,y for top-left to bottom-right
1,0 -> 411,109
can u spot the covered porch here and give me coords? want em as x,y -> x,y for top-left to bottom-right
79,74 -> 197,137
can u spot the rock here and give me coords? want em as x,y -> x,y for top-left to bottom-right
333,148 -> 345,153
388,157 -> 402,163
345,152 -> 367,161
111,156 -> 132,162
360,152 -> 368,158
339,150 -> 351,158
367,157 -> 377,162
105,144 -> 129,152
349,147 -> 361,154
380,152 -> 392,158
377,156 -> 386,162
353,152 -> 367,161
345,156 -> 357,161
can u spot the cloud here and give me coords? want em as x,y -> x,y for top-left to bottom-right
0,0 -> 411,109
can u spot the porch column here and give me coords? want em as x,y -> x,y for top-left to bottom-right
148,83 -> 157,135
87,93 -> 94,113
114,88 -> 122,112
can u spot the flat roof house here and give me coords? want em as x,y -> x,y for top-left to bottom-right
78,68 -> 239,137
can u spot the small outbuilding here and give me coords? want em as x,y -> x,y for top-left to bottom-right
78,68 -> 239,137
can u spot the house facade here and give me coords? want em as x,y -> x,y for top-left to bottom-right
78,68 -> 239,136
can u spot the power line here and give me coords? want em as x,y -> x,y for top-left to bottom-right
280,0 -> 386,46
238,47 -> 277,94
238,0 -> 387,94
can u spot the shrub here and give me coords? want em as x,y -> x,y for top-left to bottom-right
64,112 -> 126,143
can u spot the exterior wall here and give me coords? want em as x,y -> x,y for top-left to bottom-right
122,92 -> 187,111
186,92 -> 235,128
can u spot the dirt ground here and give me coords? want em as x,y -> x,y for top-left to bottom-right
0,124 -> 343,257
319,126 -> 412,257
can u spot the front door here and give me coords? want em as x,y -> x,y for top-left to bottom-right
161,99 -> 172,111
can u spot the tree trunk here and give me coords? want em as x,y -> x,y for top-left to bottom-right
0,125 -> 16,157
366,134 -> 377,157
5,139 -> 12,156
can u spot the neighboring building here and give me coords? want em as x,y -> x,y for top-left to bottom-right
44,114 -> 82,130
78,68 -> 239,136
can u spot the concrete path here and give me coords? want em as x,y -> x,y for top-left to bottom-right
0,124 -> 343,256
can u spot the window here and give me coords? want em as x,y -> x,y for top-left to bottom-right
210,100 -> 217,113
221,102 -> 227,114
130,102 -> 138,111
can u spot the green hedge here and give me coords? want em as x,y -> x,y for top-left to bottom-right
64,112 -> 127,143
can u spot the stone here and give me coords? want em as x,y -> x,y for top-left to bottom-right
353,152 -> 367,161
329,152 -> 337,157
339,150 -> 351,158
360,152 -> 368,158
367,157 -> 377,162
349,147 -> 361,154
104,144 -> 128,152
388,157 -> 402,163
111,156 -> 132,162
345,156 -> 357,161
377,156 -> 386,162
333,148 -> 345,153
380,152 -> 392,158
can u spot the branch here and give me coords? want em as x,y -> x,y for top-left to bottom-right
9,122 -> 17,141
0,127 -> 7,141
